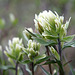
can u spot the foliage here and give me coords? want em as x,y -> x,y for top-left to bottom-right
0,10 -> 75,75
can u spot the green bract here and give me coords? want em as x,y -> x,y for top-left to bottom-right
23,28 -> 33,41
50,46 -> 60,60
24,40 -> 41,61
4,37 -> 24,60
34,10 -> 71,40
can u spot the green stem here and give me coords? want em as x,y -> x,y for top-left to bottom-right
45,46 -> 52,74
15,61 -> 18,75
58,61 -> 65,75
58,37 -> 62,60
32,62 -> 34,75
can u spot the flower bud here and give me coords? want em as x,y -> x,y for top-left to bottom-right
36,43 -> 41,51
27,40 -> 32,48
23,28 -> 33,41
34,18 -> 44,34
60,16 -> 64,23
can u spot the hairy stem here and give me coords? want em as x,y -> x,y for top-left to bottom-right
15,61 -> 18,75
45,46 -> 52,74
32,62 -> 34,75
58,37 -> 65,75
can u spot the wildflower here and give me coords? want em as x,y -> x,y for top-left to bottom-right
4,37 -> 24,60
34,10 -> 71,40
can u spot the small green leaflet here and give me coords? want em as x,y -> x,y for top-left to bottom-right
19,60 -> 31,65
62,40 -> 75,50
61,35 -> 75,42
34,54 -> 46,60
35,56 -> 51,65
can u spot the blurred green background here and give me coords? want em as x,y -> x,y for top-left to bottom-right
0,0 -> 75,75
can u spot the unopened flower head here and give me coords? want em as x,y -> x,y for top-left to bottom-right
25,40 -> 41,60
34,10 -> 71,40
4,37 -> 24,60
23,28 -> 33,41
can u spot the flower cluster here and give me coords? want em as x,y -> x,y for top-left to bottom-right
34,10 -> 71,40
24,40 -> 41,60
4,37 -> 24,60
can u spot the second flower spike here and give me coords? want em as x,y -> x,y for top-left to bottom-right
24,40 -> 41,61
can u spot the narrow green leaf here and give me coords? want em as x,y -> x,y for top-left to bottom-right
63,60 -> 72,66
33,37 -> 57,46
35,56 -> 51,65
4,51 -> 16,60
26,28 -> 36,37
26,28 -> 57,46
43,29 -> 57,36
62,40 -> 75,50
20,60 -> 31,65
39,65 -> 51,75
42,33 -> 58,39
61,35 -> 75,42
43,60 -> 56,65
33,33 -> 43,38
34,54 -> 46,60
